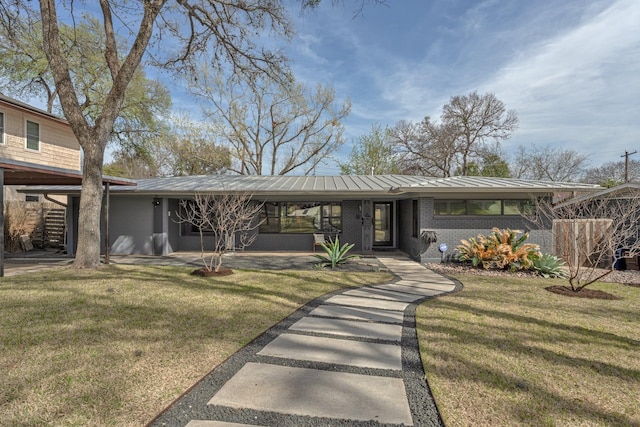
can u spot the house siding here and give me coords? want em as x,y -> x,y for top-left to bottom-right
0,105 -> 80,170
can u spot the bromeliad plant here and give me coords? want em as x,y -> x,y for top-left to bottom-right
314,236 -> 359,270
457,227 -> 541,271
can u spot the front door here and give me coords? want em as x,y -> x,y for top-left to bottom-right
373,202 -> 393,247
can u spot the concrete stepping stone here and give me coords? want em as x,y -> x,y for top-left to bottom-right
208,362 -> 413,425
372,283 -> 447,297
186,421 -> 264,427
289,317 -> 402,341
257,333 -> 402,370
308,304 -> 404,324
325,294 -> 410,311
395,280 -> 457,291
342,287 -> 425,302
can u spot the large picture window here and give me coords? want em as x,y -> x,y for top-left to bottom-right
435,199 -> 535,216
259,202 -> 342,233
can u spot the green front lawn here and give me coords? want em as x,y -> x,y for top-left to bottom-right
0,265 -> 392,426
417,275 -> 640,426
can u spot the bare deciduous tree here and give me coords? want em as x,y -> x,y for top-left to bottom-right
390,118 -> 458,177
583,159 -> 640,187
443,91 -> 518,176
3,0 -> 294,268
176,192 -> 264,273
193,70 -> 350,175
528,189 -> 640,291
391,92 -> 517,177
512,144 -> 589,182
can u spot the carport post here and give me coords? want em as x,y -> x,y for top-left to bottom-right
104,182 -> 110,265
0,167 -> 4,277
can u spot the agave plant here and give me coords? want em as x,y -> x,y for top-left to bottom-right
313,236 -> 359,270
533,253 -> 567,278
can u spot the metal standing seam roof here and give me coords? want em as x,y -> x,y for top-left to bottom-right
403,175 -> 602,191
21,174 -> 602,196
109,174 -> 429,194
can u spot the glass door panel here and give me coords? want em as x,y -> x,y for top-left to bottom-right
373,202 -> 393,246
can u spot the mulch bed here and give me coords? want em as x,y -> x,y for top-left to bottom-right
544,285 -> 621,300
190,267 -> 234,277
425,262 -> 636,300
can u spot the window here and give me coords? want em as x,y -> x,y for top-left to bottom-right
259,202 -> 342,233
434,199 -> 535,216
0,111 -> 4,144
25,195 -> 40,202
504,200 -> 535,215
26,120 -> 39,151
467,200 -> 501,215
434,200 -> 465,215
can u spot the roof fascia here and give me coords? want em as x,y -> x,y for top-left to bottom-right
0,95 -> 68,125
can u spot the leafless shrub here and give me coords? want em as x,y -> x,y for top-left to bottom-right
176,192 -> 264,273
527,192 -> 640,291
4,201 -> 33,252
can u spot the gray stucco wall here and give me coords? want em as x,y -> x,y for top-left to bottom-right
167,198 -> 180,253
109,196 -> 155,255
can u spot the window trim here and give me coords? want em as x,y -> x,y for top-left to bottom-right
0,110 -> 5,145
25,119 -> 40,151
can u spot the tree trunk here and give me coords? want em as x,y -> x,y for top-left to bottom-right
72,137 -> 105,268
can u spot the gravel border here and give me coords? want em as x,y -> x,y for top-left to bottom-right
147,271 -> 463,427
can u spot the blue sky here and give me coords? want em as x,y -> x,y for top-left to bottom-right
22,0 -> 639,176
269,0 -> 640,174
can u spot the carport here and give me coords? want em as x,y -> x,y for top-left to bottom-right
0,158 -> 135,276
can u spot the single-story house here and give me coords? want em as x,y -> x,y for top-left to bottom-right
27,174 -> 601,263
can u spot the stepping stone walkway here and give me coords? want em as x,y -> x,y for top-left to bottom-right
148,256 -> 460,427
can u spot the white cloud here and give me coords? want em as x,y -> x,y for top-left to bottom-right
481,0 -> 640,161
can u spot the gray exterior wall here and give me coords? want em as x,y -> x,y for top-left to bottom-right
341,200 -> 362,251
109,196 -> 155,255
167,198 -> 180,253
415,197 -> 551,263
398,198 -> 424,259
78,194 -> 552,258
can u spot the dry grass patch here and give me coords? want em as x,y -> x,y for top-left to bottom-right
417,275 -> 640,427
0,264 -> 392,426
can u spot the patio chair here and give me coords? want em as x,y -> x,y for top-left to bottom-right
313,233 -> 326,252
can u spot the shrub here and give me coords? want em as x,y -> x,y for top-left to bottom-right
533,253 -> 567,278
456,227 -> 540,271
4,201 -> 34,252
313,236 -> 359,270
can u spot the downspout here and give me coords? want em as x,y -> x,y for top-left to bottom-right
44,193 -> 67,207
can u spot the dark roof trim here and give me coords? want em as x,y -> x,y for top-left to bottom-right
555,182 -> 640,208
0,158 -> 136,186
0,93 -> 68,125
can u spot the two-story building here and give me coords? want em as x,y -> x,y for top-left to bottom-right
0,93 -> 82,188
0,93 -> 82,249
